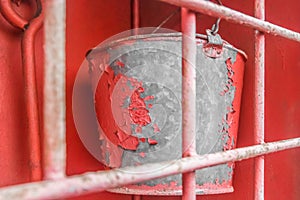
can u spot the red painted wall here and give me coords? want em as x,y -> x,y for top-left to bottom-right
0,0 -> 299,199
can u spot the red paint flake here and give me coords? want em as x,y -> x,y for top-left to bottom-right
201,179 -> 231,189
153,123 -> 160,133
220,58 -> 234,96
139,138 -> 146,143
139,152 -> 146,158
128,87 -> 152,126
148,138 -> 158,145
95,65 -> 140,152
222,56 -> 245,151
116,131 -> 139,150
135,126 -> 142,133
115,60 -> 125,68
148,104 -> 153,108
143,95 -> 154,101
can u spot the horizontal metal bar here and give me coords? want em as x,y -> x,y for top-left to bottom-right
0,137 -> 299,200
158,0 -> 300,43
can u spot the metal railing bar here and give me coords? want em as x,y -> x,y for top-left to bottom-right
254,0 -> 265,199
0,137 -> 299,200
181,7 -> 197,200
158,0 -> 300,43
43,0 -> 66,180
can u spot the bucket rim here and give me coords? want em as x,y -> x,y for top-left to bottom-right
86,32 -> 248,61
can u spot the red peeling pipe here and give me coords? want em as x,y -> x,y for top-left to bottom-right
21,0 -> 44,181
0,138 -> 299,200
181,7 -> 197,200
0,0 -> 28,30
254,0 -> 265,199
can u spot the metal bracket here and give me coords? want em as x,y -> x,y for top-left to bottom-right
203,29 -> 224,58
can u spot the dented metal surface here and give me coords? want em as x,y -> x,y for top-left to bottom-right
83,33 -> 246,195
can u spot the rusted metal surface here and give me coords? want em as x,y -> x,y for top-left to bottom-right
43,0 -> 66,180
21,0 -> 44,181
0,0 -> 28,30
158,0 -> 300,43
0,137 -> 299,200
0,0 -> 43,181
181,7 -> 197,200
254,0 -> 265,199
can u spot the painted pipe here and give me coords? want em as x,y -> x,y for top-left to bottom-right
0,0 -> 28,30
131,0 -> 139,29
21,0 -> 44,182
43,0 -> 66,180
254,0 -> 265,199
158,0 -> 300,43
181,7 -> 197,200
0,137 -> 299,200
0,0 -> 43,181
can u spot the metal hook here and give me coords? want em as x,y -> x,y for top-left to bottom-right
209,0 -> 223,35
0,0 -> 42,30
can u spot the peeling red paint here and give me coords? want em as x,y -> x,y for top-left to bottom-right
139,152 -> 146,158
201,179 -> 232,190
115,60 -> 125,68
95,65 -> 140,151
222,56 -> 245,152
139,138 -> 146,143
147,138 -> 158,145
153,123 -> 160,133
135,126 -> 142,133
128,88 -> 152,126
95,63 -> 160,152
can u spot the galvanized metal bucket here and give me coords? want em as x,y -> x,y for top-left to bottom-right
83,32 -> 246,195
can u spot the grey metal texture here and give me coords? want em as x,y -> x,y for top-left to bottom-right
88,34 -> 243,194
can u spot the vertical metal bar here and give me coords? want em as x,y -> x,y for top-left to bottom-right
132,0 -> 140,29
43,0 -> 66,180
132,1 -> 141,199
181,7 -> 196,200
131,0 -> 139,36
21,3 -> 44,181
132,195 -> 142,200
254,0 -> 265,199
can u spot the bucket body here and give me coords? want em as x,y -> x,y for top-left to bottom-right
84,33 -> 246,195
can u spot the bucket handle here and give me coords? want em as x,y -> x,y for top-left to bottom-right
202,0 -> 224,59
